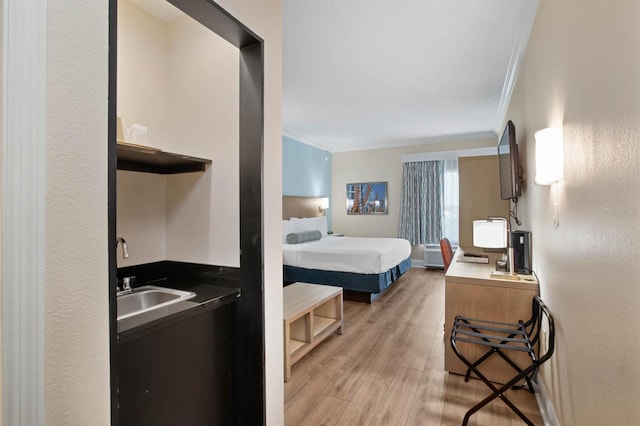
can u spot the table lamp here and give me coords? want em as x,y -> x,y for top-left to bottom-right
472,218 -> 518,280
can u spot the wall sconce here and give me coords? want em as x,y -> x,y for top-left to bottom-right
319,197 -> 329,214
535,126 -> 564,226
534,126 -> 564,185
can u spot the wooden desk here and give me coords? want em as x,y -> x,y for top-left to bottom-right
445,248 -> 539,384
283,283 -> 343,381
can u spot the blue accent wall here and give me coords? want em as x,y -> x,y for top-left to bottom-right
282,136 -> 332,229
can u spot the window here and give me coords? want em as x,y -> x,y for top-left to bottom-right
398,160 -> 458,245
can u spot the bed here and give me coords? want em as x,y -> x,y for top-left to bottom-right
282,197 -> 411,303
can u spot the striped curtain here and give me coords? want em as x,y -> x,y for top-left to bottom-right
398,161 -> 444,245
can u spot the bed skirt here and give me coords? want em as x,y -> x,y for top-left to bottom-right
283,257 -> 412,295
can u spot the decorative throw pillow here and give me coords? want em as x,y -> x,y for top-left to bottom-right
286,230 -> 322,244
282,220 -> 296,244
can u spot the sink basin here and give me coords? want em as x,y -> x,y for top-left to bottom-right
117,285 -> 196,320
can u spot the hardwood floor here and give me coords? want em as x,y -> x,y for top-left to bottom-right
284,268 -> 543,425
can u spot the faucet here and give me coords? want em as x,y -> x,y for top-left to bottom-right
116,236 -> 130,259
117,276 -> 134,296
116,237 -> 133,295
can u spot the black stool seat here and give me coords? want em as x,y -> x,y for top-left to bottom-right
450,296 -> 555,426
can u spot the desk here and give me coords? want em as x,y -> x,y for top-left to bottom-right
445,248 -> 539,384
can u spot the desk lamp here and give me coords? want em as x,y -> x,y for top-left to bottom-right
473,218 -> 518,280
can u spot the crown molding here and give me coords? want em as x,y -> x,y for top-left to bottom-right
495,0 -> 540,130
283,130 -> 499,154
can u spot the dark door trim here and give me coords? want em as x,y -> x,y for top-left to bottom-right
108,1 -> 265,423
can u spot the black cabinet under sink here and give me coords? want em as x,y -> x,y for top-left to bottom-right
118,304 -> 232,426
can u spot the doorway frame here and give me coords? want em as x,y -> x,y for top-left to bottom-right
108,0 -> 265,423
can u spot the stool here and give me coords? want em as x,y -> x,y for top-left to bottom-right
450,296 -> 555,425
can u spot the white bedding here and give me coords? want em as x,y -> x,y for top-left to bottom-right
283,236 -> 411,274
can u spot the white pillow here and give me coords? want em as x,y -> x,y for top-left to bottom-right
291,216 -> 328,237
282,220 -> 296,244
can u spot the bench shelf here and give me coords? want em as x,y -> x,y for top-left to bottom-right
283,282 -> 343,381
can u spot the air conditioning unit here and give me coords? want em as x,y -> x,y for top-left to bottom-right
424,244 -> 457,269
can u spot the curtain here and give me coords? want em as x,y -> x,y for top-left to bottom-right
398,161 -> 445,245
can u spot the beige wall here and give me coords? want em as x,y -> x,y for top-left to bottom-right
331,138 -> 496,258
506,1 -> 640,424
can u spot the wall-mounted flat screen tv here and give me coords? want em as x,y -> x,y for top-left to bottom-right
498,120 -> 521,200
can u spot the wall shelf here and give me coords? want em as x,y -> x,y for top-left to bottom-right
117,141 -> 212,174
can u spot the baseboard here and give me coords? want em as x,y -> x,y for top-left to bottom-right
411,259 -> 444,269
411,259 -> 425,268
533,378 -> 560,426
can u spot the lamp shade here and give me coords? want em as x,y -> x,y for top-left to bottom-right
473,219 -> 508,248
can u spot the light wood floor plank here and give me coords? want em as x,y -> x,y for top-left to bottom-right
441,372 -> 479,426
298,395 -> 349,426
336,375 -> 392,425
284,268 -> 544,425
406,351 -> 447,425
370,367 -> 423,425
285,354 -> 350,425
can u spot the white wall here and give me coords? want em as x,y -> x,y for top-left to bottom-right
117,0 -> 169,149
0,0 -> 4,416
165,15 -> 240,266
506,1 -> 640,424
116,0 -> 169,269
45,0 -> 110,423
0,0 -> 3,415
117,171 -> 167,266
117,0 -> 240,268
331,138 -> 495,255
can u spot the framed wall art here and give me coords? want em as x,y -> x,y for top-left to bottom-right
346,182 -> 388,215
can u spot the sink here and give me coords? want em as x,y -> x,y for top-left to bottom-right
117,285 -> 196,320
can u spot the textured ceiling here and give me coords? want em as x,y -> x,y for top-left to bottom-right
283,0 -> 539,152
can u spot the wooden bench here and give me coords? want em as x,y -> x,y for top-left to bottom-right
283,282 -> 343,382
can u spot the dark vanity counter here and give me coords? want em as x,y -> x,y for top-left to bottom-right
117,261 -> 239,425
117,261 -> 241,342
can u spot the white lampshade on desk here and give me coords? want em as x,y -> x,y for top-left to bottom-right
473,218 -> 516,278
473,219 -> 508,249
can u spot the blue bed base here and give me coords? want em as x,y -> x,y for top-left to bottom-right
283,257 -> 412,297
